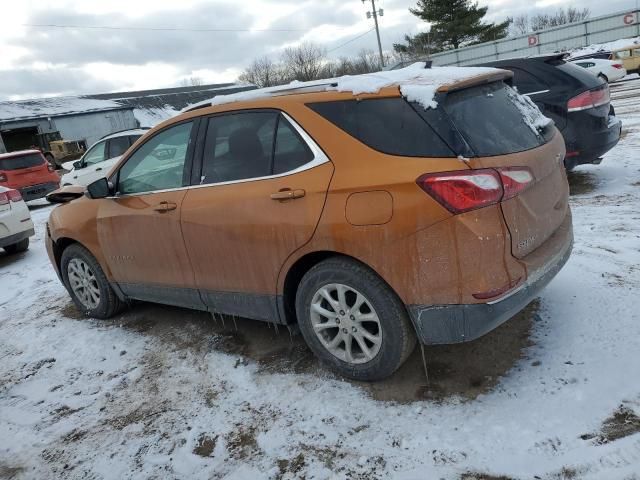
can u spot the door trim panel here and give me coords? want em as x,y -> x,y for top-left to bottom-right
116,283 -> 284,324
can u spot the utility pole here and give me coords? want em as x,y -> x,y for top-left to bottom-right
363,0 -> 385,67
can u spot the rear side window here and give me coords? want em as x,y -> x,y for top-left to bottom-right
508,67 -> 548,94
274,118 -> 314,174
0,153 -> 44,170
307,98 -> 455,157
108,136 -> 131,158
443,82 -> 549,156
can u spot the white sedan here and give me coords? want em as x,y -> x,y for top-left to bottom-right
0,187 -> 34,254
570,58 -> 627,83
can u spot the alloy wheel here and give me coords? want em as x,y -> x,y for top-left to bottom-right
67,258 -> 101,310
309,283 -> 382,364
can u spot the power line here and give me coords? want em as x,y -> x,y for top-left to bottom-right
327,29 -> 376,53
20,23 -> 310,33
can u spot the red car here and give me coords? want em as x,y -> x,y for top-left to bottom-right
0,150 -> 60,201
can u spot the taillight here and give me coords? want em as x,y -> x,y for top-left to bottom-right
0,172 -> 7,183
416,167 -> 534,214
567,85 -> 610,112
612,63 -> 624,69
7,189 -> 22,202
499,167 -> 534,200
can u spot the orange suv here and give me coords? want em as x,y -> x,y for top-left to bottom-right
46,65 -> 573,380
0,150 -> 61,201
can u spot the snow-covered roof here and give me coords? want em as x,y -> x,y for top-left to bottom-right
0,83 -> 256,124
0,97 -> 123,123
186,63 -> 506,112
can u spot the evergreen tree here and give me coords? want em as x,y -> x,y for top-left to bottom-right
395,0 -> 510,55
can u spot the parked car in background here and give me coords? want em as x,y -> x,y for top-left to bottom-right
477,54 -> 622,170
45,65 -> 573,381
0,186 -> 34,254
570,58 -> 627,83
61,129 -> 148,187
611,45 -> 640,74
0,150 -> 60,201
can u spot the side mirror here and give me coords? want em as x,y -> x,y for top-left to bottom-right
73,160 -> 83,169
86,178 -> 113,199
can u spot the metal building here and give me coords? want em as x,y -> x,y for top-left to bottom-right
430,8 -> 640,66
0,83 -> 255,155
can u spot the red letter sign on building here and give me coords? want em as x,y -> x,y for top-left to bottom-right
624,13 -> 637,25
528,35 -> 539,47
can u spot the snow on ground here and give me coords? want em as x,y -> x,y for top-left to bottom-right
1,85 -> 640,480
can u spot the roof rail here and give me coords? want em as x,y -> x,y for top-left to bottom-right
182,82 -> 340,113
99,126 -> 151,141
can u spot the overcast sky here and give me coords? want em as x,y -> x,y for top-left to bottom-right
0,0 -> 637,100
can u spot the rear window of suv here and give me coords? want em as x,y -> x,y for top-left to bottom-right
307,98 -> 455,157
0,153 -> 45,170
443,82 -> 553,156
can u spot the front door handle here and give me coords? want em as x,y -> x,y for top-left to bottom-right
270,189 -> 306,201
95,167 -> 102,172
153,201 -> 178,212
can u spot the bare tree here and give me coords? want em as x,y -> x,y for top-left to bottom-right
508,14 -> 530,36
282,43 -> 327,82
238,56 -> 286,88
531,7 -> 590,32
180,76 -> 204,87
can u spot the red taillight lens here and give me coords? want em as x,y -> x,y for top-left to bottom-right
498,167 -> 534,200
613,64 -> 624,69
417,169 -> 503,214
567,85 -> 610,112
417,167 -> 534,214
7,189 -> 22,202
0,172 -> 7,183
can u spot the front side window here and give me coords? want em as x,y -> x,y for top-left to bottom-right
108,136 -> 131,158
83,141 -> 106,166
307,98 -> 455,157
117,122 -> 192,195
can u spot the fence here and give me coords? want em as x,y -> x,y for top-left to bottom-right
430,9 -> 640,66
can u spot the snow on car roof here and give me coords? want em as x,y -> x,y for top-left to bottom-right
569,36 -> 640,58
186,63 -> 506,112
0,149 -> 42,159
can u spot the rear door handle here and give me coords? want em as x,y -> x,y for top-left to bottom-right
270,189 -> 306,201
95,167 -> 102,171
153,201 -> 178,212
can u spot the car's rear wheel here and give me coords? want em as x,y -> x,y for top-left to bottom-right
295,257 -> 416,381
598,73 -> 609,83
61,243 -> 124,319
3,238 -> 29,254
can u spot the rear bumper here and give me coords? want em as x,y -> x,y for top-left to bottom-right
565,115 -> 622,167
0,228 -> 35,248
19,182 -> 60,201
408,215 -> 573,345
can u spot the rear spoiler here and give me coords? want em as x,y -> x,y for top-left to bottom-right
437,70 -> 514,94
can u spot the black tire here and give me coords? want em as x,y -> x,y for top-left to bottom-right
60,243 -> 125,319
295,257 -> 416,381
598,73 -> 608,83
3,238 -> 29,254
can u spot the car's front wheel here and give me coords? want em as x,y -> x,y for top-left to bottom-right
295,257 -> 416,381
61,243 -> 124,319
